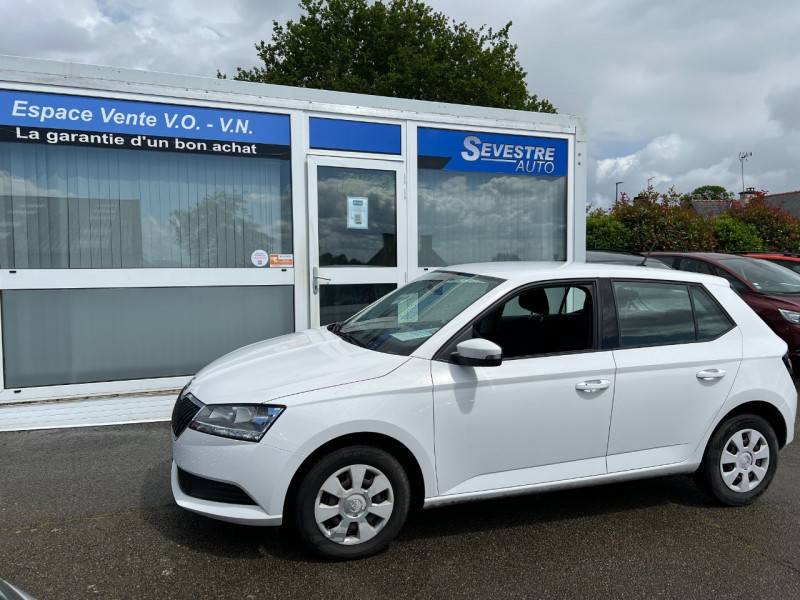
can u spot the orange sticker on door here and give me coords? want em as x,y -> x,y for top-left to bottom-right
269,254 -> 294,267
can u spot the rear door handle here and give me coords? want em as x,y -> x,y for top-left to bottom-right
576,379 -> 611,393
696,369 -> 726,380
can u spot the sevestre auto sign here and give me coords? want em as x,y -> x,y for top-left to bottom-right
418,127 -> 567,177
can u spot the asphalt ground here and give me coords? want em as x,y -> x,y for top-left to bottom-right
1,412 -> 800,600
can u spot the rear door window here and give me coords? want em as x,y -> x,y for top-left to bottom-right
613,281 -> 695,347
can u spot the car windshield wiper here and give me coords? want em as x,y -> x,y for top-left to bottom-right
330,324 -> 368,348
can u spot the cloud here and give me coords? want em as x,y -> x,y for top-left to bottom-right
2,0 -> 800,211
767,86 -> 800,134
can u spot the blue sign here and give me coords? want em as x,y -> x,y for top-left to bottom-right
418,128 -> 567,177
310,118 -> 401,154
0,90 -> 290,145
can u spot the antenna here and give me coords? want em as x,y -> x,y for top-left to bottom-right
640,241 -> 657,267
739,152 -> 752,192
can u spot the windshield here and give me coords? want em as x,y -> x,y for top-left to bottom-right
717,256 -> 800,294
332,271 -> 502,355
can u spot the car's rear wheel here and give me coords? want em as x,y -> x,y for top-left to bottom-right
698,414 -> 778,506
294,445 -> 410,560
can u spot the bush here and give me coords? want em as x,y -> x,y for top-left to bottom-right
712,213 -> 765,252
726,198 -> 800,252
586,209 -> 632,250
610,192 -> 716,252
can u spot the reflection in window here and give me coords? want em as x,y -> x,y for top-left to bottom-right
320,283 -> 397,325
418,170 -> 567,266
614,282 -> 696,347
0,143 -> 291,268
691,286 -> 734,341
317,167 -> 396,267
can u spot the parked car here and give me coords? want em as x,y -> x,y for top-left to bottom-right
171,262 -> 796,560
653,252 -> 800,371
586,250 -> 671,269
0,578 -> 36,600
742,252 -> 800,275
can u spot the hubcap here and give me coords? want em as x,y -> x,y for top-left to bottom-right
314,463 -> 394,545
719,429 -> 770,493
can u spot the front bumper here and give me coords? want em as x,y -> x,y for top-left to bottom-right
171,462 -> 283,526
171,427 -> 301,526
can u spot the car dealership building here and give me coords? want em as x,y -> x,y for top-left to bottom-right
0,56 -> 586,429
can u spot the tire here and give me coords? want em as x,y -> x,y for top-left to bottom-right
698,414 -> 779,506
293,445 -> 410,560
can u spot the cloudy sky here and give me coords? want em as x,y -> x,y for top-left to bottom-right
2,0 -> 799,207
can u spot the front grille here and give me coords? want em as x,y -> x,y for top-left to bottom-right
172,393 -> 203,438
177,468 -> 257,505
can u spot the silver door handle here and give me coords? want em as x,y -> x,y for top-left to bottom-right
312,267 -> 330,295
575,379 -> 611,393
696,369 -> 726,380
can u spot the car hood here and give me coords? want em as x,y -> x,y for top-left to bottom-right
188,327 -> 411,406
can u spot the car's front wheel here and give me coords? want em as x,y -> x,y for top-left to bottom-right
698,414 -> 778,506
294,445 -> 410,560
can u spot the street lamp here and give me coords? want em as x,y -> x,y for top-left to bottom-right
739,152 -> 752,192
616,181 -> 624,202
647,176 -> 655,188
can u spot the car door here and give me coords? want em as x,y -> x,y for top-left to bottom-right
607,279 -> 742,472
431,281 -> 617,496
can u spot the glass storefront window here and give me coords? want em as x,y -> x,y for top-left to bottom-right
0,143 -> 292,268
418,170 -> 567,266
317,167 -> 397,267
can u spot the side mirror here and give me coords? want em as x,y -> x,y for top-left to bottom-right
453,338 -> 503,367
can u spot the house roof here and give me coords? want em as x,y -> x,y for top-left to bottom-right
764,191 -> 800,217
690,199 -> 736,217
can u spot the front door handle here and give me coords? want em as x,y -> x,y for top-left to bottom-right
696,368 -> 726,380
576,379 -> 611,393
312,267 -> 331,295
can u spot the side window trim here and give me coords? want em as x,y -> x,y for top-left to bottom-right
598,278 -> 619,350
609,278 -> 737,350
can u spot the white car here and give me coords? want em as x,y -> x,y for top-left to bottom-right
171,262 -> 796,560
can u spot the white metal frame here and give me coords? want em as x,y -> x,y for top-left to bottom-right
306,155 -> 407,328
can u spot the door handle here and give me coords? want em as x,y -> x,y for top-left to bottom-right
312,266 -> 331,295
575,379 -> 611,393
696,369 -> 726,380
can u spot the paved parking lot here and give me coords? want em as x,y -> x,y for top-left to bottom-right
2,415 -> 800,599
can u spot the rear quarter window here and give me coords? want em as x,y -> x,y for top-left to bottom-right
691,286 -> 735,341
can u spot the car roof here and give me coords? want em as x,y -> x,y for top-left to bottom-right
651,251 -> 742,261
744,253 -> 800,262
437,261 -> 727,286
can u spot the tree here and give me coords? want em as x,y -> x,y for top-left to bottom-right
690,185 -> 733,199
680,185 -> 733,205
223,0 -> 556,113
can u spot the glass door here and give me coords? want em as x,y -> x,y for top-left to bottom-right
308,157 -> 407,326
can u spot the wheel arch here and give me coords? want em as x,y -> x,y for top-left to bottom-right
717,401 -> 788,448
283,432 -> 427,519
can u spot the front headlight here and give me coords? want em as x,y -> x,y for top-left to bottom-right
779,309 -> 800,324
189,405 -> 285,442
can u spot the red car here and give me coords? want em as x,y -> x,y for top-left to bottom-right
653,252 -> 800,370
